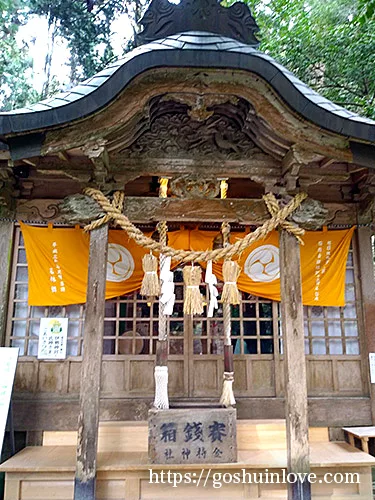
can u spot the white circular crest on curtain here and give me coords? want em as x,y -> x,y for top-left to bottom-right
106,244 -> 135,282
244,244 -> 280,282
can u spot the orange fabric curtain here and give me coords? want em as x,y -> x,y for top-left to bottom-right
20,223 -> 150,306
20,222 -> 354,307
211,227 -> 355,306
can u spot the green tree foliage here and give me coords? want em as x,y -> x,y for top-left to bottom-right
358,0 -> 375,23
0,0 -> 147,108
237,0 -> 375,118
29,0 -> 146,94
0,0 -> 39,110
29,0 -> 116,92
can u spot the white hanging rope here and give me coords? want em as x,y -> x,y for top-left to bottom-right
205,260 -> 219,318
219,372 -> 236,407
154,366 -> 169,410
160,255 -> 175,316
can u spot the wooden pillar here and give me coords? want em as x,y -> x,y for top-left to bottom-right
356,227 -> 375,424
74,224 -> 108,500
0,222 -> 14,347
279,230 -> 311,500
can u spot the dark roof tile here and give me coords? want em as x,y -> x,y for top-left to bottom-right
20,103 -> 52,112
176,31 -> 224,37
227,45 -> 256,53
1,30 -> 374,143
176,34 -> 219,44
160,39 -> 186,49
217,40 -> 246,50
70,85 -> 99,95
41,98 -> 71,107
183,42 -> 220,50
58,92 -> 85,103
92,67 -> 119,78
139,41 -> 173,50
87,75 -> 112,86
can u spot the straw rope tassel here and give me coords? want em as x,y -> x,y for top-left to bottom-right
183,265 -> 204,315
220,302 -> 236,407
221,260 -> 241,305
154,178 -> 169,410
219,179 -> 236,407
140,252 -> 160,297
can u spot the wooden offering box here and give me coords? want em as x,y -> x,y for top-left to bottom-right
148,407 -> 237,464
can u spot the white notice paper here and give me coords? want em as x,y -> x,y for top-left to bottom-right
369,353 -> 375,384
38,318 -> 68,360
0,347 -> 19,455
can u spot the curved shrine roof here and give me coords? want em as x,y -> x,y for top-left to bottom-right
1,31 -> 375,143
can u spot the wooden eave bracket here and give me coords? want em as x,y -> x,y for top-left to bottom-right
282,145 -> 323,193
81,139 -> 111,187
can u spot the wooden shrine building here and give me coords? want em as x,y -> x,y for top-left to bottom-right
1,0 -> 375,499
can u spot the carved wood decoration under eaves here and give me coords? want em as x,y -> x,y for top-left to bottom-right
112,96 -> 287,162
137,0 -> 260,46
17,199 -> 62,222
170,175 -> 220,198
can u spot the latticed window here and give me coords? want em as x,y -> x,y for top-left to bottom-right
102,269 -> 185,356
277,246 -> 360,356
302,246 -> 360,355
191,288 -> 276,356
7,227 -> 361,358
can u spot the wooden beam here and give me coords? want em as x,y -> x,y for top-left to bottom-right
67,194 -> 335,227
319,158 -> 335,169
32,155 -> 353,182
356,228 -> 375,424
123,197 -> 332,228
299,168 -> 350,181
0,221 -> 13,347
12,397 -> 372,431
36,156 -> 91,169
124,197 -> 270,224
18,196 -> 358,226
57,151 -> 70,161
279,230 -> 311,500
21,158 -> 37,167
74,224 -> 108,500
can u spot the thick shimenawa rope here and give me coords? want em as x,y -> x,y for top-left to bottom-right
87,190 -> 125,228
83,189 -> 307,261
